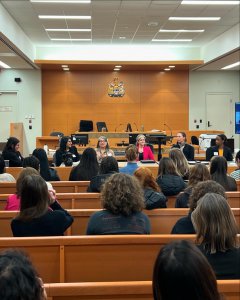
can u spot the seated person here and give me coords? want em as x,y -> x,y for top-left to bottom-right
86,173 -> 150,235
230,150 -> 240,180
55,136 -> 80,166
32,148 -> 60,181
95,136 -> 115,163
152,240 -> 221,300
88,156 -> 119,192
136,134 -> 154,161
156,157 -> 186,196
0,249 -> 47,300
0,155 -> 15,182
120,144 -> 139,175
11,174 -> 73,236
172,132 -> 194,161
192,193 -> 240,279
175,163 -> 210,208
134,167 -> 167,209
171,180 -> 226,234
69,147 -> 99,181
210,156 -> 237,191
206,134 -> 233,161
169,148 -> 190,180
5,167 -> 39,211
2,137 -> 24,167
23,156 -> 40,171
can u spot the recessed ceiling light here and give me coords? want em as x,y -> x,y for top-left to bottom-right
31,0 -> 90,3
51,38 -> 92,41
0,61 -> 11,69
164,68 -> 171,71
152,39 -> 192,42
221,61 -> 240,70
159,29 -> 204,32
62,65 -> 68,67
46,28 -> 91,32
147,22 -> 159,27
115,65 -> 122,68
39,15 -> 91,19
169,66 -> 175,68
119,37 -> 126,39
181,1 -> 239,4
114,68 -> 120,71
169,17 -> 221,21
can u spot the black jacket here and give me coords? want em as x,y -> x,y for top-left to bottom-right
88,172 -> 116,193
171,212 -> 195,234
156,174 -> 186,196
144,188 -> 167,210
172,143 -> 195,161
55,146 -> 80,166
175,187 -> 192,208
2,150 -> 23,167
206,145 -> 233,161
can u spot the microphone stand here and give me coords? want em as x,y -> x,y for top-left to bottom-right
133,122 -> 138,131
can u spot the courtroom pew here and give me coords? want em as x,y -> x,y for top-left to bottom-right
44,280 -> 240,300
0,235 -> 196,283
0,208 -> 239,237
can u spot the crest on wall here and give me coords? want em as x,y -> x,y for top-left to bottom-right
108,77 -> 125,97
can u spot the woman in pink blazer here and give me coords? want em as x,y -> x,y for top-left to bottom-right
136,134 -> 155,161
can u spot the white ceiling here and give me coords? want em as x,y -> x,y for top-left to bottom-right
0,0 -> 239,70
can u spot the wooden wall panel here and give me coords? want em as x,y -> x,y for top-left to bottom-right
42,70 -> 189,135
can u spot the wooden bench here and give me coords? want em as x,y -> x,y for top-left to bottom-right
0,235 -> 196,283
0,208 -> 239,237
44,280 -> 240,300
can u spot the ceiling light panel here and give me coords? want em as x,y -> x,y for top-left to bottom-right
39,15 -> 91,19
0,61 -> 11,68
169,17 -> 221,21
181,1 -> 240,5
221,61 -> 240,69
152,39 -> 192,42
46,28 -> 91,32
160,29 -> 204,32
51,38 -> 92,41
31,0 -> 91,3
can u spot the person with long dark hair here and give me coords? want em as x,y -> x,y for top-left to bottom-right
11,174 -> 73,236
210,156 -> 237,191
2,137 -> 24,167
95,136 -> 115,163
206,134 -> 233,161
32,148 -> 60,181
55,136 -> 80,167
69,147 -> 99,181
152,240 -> 222,300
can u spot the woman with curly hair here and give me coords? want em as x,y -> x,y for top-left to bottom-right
86,173 -> 150,235
134,167 -> 167,209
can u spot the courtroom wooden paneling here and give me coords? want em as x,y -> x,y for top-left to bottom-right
42,70 -> 189,135
0,235 -> 196,283
44,280 -> 240,300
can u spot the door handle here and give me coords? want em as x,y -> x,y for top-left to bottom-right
207,121 -> 212,127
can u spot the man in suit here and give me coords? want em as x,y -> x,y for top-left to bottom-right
172,132 -> 195,161
206,134 -> 233,161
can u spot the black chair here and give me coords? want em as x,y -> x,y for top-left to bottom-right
50,132 -> 64,138
191,135 -> 199,145
79,120 -> 93,132
96,122 -> 108,132
146,143 -> 154,154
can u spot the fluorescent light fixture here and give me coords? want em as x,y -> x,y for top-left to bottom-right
152,39 -> 192,42
63,68 -> 70,71
119,37 -> 126,39
62,65 -> 68,67
51,38 -> 91,41
169,17 -> 220,21
221,61 -> 240,70
46,28 -> 91,32
181,1 -> 239,4
115,65 -> 122,68
31,0 -> 90,3
169,66 -> 175,68
114,68 -> 120,71
159,29 -> 204,32
164,68 -> 171,71
0,61 -> 11,69
39,15 -> 91,19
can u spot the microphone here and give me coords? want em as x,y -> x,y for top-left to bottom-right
133,122 -> 138,131
115,123 -> 123,132
164,123 -> 173,143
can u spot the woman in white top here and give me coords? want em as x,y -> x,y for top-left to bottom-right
95,136 -> 115,163
0,155 -> 15,182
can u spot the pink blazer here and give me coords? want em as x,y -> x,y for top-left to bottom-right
137,146 -> 155,161
5,194 -> 20,211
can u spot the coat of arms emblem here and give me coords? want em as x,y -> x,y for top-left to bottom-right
108,77 -> 125,97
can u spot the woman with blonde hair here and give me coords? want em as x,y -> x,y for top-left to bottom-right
192,193 -> 240,279
86,173 -> 150,234
136,134 -> 154,161
169,148 -> 190,180
175,163 -> 210,208
134,167 -> 167,209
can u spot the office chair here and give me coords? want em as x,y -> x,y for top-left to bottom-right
79,120 -> 93,132
96,122 -> 108,132
191,135 -> 199,145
